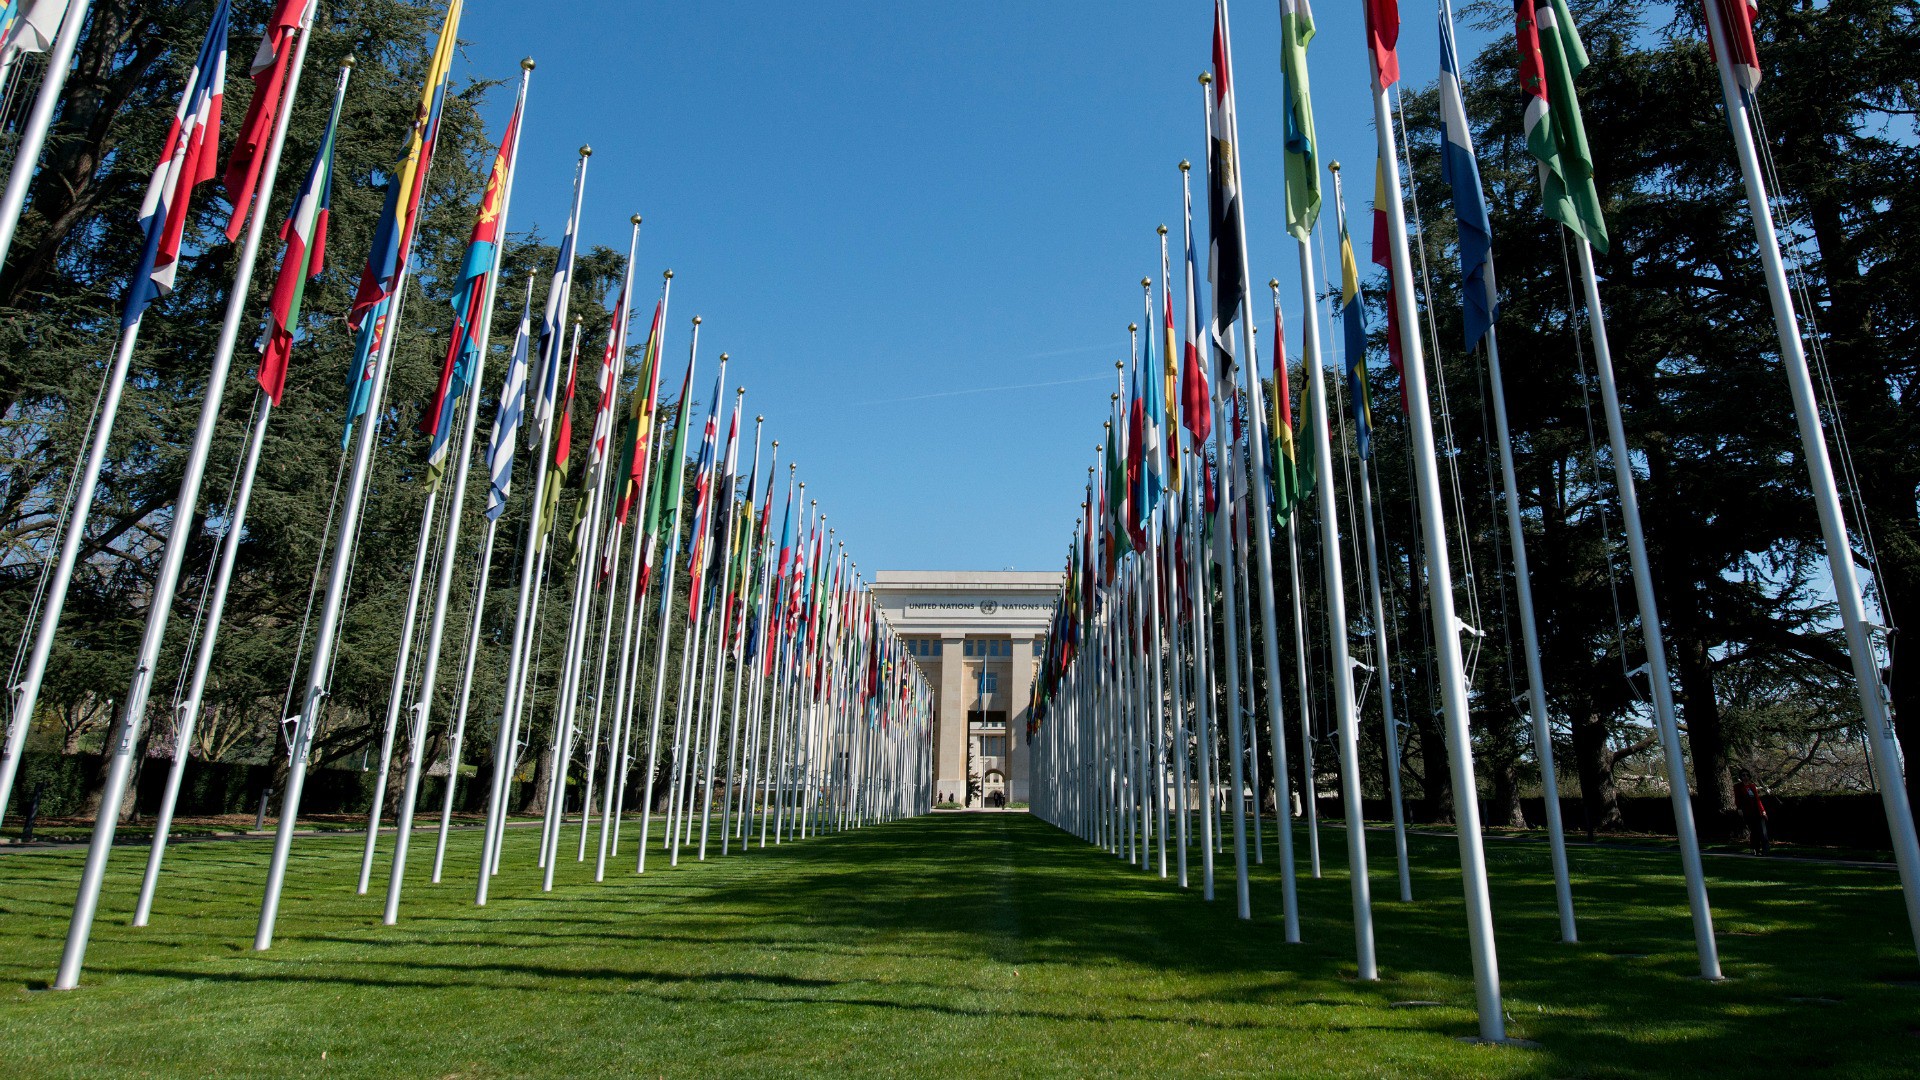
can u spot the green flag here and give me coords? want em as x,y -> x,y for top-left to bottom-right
1517,0 -> 1608,251
1279,0 -> 1321,240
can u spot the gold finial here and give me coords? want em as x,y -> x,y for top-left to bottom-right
735,386 -> 745,396
664,269 -> 674,279
789,462 -> 797,471
772,439 -> 779,447
1329,160 -> 1341,173
520,57 -> 535,71
1179,159 -> 1191,172
720,352 -> 729,361
692,315 -> 702,325
1141,277 -> 1151,288
1269,278 -> 1280,290
574,315 -> 582,325
630,214 -> 642,225
344,55 -> 357,69
756,414 -> 764,422
1157,224 -> 1168,236
580,145 -> 593,157
1128,322 -> 1137,332
1199,72 -> 1211,85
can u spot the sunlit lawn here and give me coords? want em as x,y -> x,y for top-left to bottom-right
0,810 -> 1914,1077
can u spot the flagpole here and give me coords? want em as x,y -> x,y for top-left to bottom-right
135,48 -> 349,928
635,331 -> 711,872
476,147 -> 591,903
697,392 -> 750,859
719,422 -> 767,854
0,0 -> 89,273
0,4 -> 226,835
57,3 -> 314,985
1702,0 -> 1920,954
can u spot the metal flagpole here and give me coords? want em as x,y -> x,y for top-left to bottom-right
1296,220 -> 1375,978
1575,236 -> 1721,980
476,147 -> 590,902
0,0 -> 89,272
635,336 -> 713,872
1185,457 -> 1218,900
720,426 -> 769,854
57,9 -> 318,984
135,47 -> 349,926
383,63 -> 537,914
1703,0 -> 1920,955
697,394 -> 750,859
1365,14 -> 1507,1021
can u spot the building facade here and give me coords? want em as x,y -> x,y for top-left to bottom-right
869,570 -> 1062,807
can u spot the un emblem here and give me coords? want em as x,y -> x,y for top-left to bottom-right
979,600 -> 999,616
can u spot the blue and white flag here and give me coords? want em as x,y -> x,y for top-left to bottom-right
486,288 -> 535,521
532,156 -> 586,443
1439,9 -> 1498,350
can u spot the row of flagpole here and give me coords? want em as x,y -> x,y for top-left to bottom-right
0,0 -> 935,990
1027,0 -> 1920,1044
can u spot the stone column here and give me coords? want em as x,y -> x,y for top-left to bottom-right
1008,633 -> 1036,803
937,635 -> 966,804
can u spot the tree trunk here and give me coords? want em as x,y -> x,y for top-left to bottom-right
1571,706 -> 1622,837
1674,629 -> 1739,842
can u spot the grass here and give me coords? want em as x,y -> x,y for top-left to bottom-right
0,811 -> 1915,1077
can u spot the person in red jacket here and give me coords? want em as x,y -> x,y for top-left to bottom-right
1734,773 -> 1771,856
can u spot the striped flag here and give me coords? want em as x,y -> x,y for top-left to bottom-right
484,287 -> 534,521
587,296 -> 626,475
1269,297 -> 1301,518
532,180 -> 582,443
683,372 -> 724,622
1440,9 -> 1499,351
614,298 -> 666,523
1278,0 -> 1320,241
1179,176 -> 1210,444
122,0 -> 228,329
255,66 -> 343,406
223,0 -> 306,240
0,0 -> 70,81
1515,0 -> 1608,251
1339,192 -> 1374,461
1365,0 -> 1399,88
1159,237 -> 1181,492
640,354 -> 696,601
1371,159 -> 1407,410
1205,0 -> 1244,377
425,100 -> 521,486
537,334 -> 581,541
1709,0 -> 1761,91
1137,289 -> 1165,527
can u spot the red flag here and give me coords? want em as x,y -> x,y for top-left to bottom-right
1365,0 -> 1400,89
224,0 -> 305,240
1707,0 -> 1761,91
1371,163 -> 1408,412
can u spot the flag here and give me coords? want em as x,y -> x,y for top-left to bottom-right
768,483 -> 795,676
1125,357 -> 1147,551
1371,158 -> 1407,411
1104,420 -> 1129,570
537,335 -> 581,540
1160,238 -> 1182,492
1205,0 -> 1245,377
532,173 -> 583,443
255,67 -> 342,406
1278,0 -> 1320,241
640,355 -> 696,600
0,0 -> 68,83
1709,0 -> 1761,92
485,286 -> 534,521
1138,294 -> 1166,526
587,298 -> 627,476
1515,0 -> 1608,251
223,0 -> 305,240
1365,0 -> 1400,88
424,100 -> 521,486
349,0 -> 461,327
1269,300 -> 1301,518
1439,11 -> 1499,351
122,0 -> 228,330
1338,193 -> 1373,461
683,372 -> 724,623
1180,177 -> 1211,444
614,299 -> 665,523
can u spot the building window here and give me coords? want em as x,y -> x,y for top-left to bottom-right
1032,640 -> 1044,656
982,672 -> 998,693
981,736 -> 1007,757
968,710 -> 1007,728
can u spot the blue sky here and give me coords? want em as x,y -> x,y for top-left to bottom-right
451,1 -> 1504,575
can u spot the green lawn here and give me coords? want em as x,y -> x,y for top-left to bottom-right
0,812 -> 1914,1077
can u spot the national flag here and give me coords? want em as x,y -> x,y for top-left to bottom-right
122,0 -> 228,330
1138,291 -> 1166,526
1179,176 -> 1211,444
640,354 -> 696,600
348,0 -> 461,327
1159,236 -> 1181,492
537,333 -> 581,540
223,0 -> 306,240
1269,298 -> 1301,518
1104,420 -> 1129,570
768,482 -> 795,676
485,283 -> 534,521
683,372 -> 724,623
424,101 -> 521,486
1365,0 -> 1400,88
1338,191 -> 1374,461
255,65 -> 342,406
532,174 -> 583,443
1438,10 -> 1499,352
614,298 -> 666,523
587,297 -> 627,475
1125,357 -> 1147,551
0,0 -> 69,84
1278,0 -> 1321,241
1371,158 -> 1407,411
1515,0 -> 1608,251
1708,0 -> 1761,92
1205,0 -> 1245,378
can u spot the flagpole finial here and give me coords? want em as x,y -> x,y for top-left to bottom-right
1269,278 -> 1280,290
1179,160 -> 1190,172
790,463 -> 796,472
736,386 -> 745,396
521,57 -> 535,70
692,316 -> 701,325
344,56 -> 356,69
720,353 -> 729,362
1329,160 -> 1341,173
580,145 -> 592,157
1157,224 -> 1167,235
758,415 -> 765,422
663,269 -> 673,279
1141,277 -> 1151,289
631,214 -> 642,226
1128,323 -> 1137,333
1199,72 -> 1211,85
